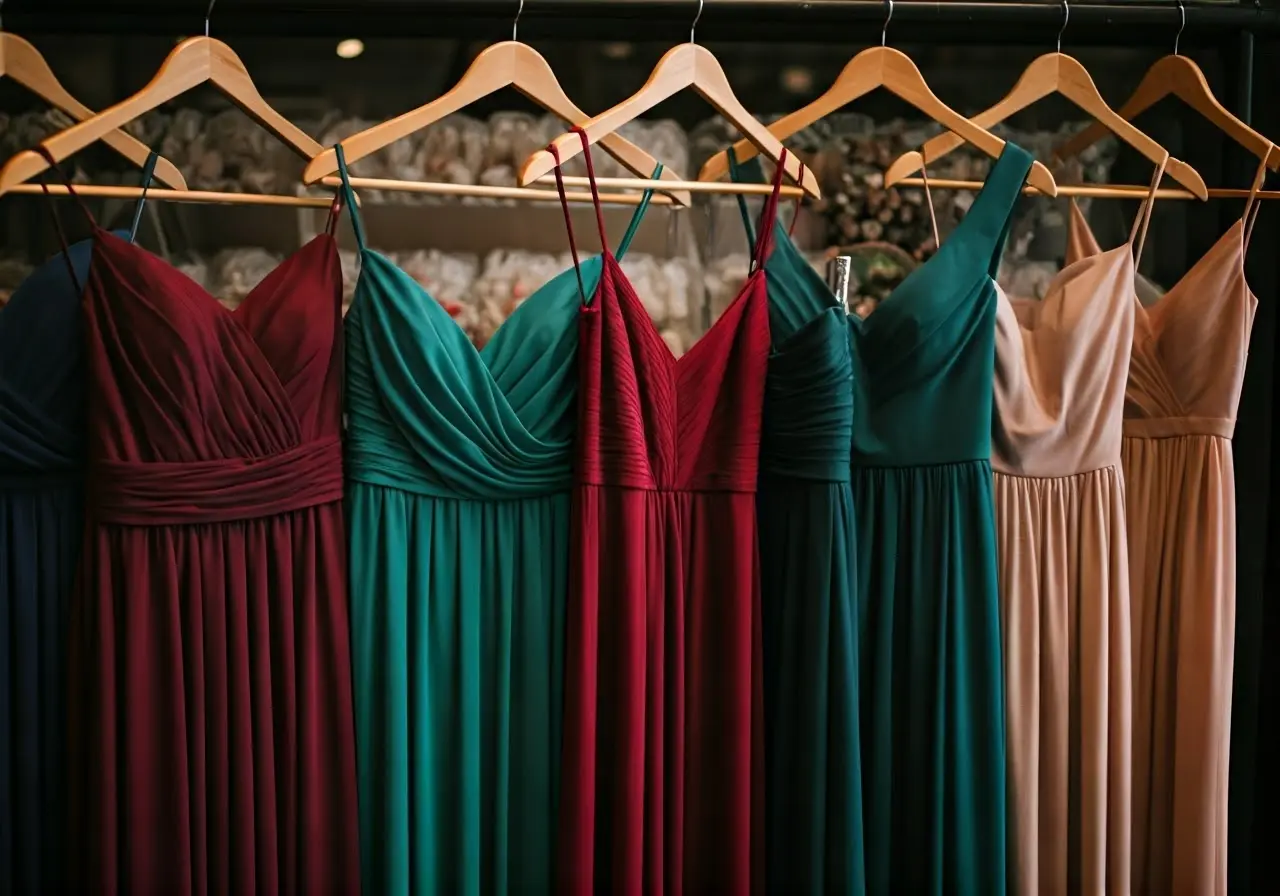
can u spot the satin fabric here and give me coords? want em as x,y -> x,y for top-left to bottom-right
852,142 -> 1032,896
66,195 -> 360,894
557,136 -> 780,895
0,235 -> 98,895
339,148 -> 660,895
1069,198 -> 1258,896
729,153 -> 864,895
993,199 -> 1148,895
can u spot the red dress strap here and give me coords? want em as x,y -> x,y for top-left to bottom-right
33,144 -> 105,294
749,147 -> 790,274
549,127 -> 616,307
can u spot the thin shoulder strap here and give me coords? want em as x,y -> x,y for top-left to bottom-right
333,143 -> 367,252
571,126 -> 611,254
549,141 -> 589,305
726,147 -> 757,258
1242,151 -> 1269,256
126,150 -> 159,244
749,148 -> 791,274
971,142 -> 1035,279
615,162 -> 663,260
1128,155 -> 1168,268
32,145 -> 97,294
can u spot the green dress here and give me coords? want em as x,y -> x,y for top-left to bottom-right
339,147 -> 661,896
728,153 -> 864,894
850,142 -> 1032,895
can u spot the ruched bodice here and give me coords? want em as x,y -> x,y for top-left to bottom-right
345,251 -> 591,500
0,240 -> 91,479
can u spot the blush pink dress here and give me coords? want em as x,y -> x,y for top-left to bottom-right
1064,159 -> 1265,896
992,164 -> 1162,896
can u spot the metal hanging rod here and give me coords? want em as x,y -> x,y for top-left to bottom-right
4,0 -> 1277,42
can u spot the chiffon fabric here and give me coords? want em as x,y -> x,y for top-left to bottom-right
555,131 -> 780,895
0,234 -> 91,896
992,169 -> 1165,893
852,142 -> 1033,896
1069,162 -> 1264,896
339,145 -> 662,895
728,152 -> 864,895
59,168 -> 360,894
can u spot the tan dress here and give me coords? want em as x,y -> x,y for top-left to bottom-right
1068,163 -> 1263,896
994,186 -> 1161,895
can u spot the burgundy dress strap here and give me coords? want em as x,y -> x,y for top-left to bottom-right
548,140 -> 589,305
749,147 -> 791,275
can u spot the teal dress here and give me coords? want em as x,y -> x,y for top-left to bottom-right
728,153 -> 864,895
850,143 -> 1032,895
339,148 -> 662,896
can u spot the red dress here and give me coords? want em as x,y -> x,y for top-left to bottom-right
55,174 -> 361,894
552,132 -> 784,895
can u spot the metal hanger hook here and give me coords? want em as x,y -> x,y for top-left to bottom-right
1174,0 -> 1186,55
690,0 -> 703,44
205,0 -> 217,37
1057,0 -> 1069,53
513,0 -> 523,41
882,0 -> 893,47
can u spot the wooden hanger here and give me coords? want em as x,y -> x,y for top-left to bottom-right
882,52 -> 1208,198
304,38 -> 694,206
1053,3 -> 1277,174
519,27 -> 822,197
698,46 -> 1058,197
0,35 -> 325,200
0,29 -> 186,189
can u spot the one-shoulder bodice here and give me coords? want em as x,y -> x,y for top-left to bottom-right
850,143 -> 1034,468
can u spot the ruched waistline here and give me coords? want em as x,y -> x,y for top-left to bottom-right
1123,416 -> 1235,439
91,437 -> 343,526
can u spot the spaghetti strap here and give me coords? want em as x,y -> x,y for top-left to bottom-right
126,151 -> 159,244
33,144 -> 99,232
1242,153 -> 1268,256
749,148 -> 790,274
548,141 -> 590,306
334,144 -> 367,252
615,163 -> 663,260
1128,155 -> 1168,267
571,126 -> 611,254
726,148 -> 758,259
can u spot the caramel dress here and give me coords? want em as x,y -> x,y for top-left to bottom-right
1067,161 -> 1265,896
992,172 -> 1160,894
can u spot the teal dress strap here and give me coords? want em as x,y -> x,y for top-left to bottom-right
726,148 -> 759,260
614,163 -> 663,260
126,151 -> 159,243
334,144 -> 368,252
967,142 -> 1034,277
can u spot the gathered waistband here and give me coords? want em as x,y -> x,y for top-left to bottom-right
91,437 -> 343,526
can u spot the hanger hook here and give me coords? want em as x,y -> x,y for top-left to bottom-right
690,0 -> 703,44
205,0 -> 216,37
882,0 -> 893,47
1174,0 -> 1185,55
1057,0 -> 1069,52
513,0 -> 523,41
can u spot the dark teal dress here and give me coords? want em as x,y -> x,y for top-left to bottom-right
850,142 -> 1032,895
730,153 -> 865,895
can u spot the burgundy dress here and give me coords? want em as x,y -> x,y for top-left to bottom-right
553,132 -> 783,895
54,176 -> 361,895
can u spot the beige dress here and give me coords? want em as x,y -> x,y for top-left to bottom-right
1068,163 -> 1263,896
994,189 -> 1160,894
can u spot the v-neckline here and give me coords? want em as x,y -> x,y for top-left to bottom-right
91,227 -> 339,321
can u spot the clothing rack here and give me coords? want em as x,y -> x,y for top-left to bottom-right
5,1 -> 1279,44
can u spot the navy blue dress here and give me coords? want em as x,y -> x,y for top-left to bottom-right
0,234 -> 93,894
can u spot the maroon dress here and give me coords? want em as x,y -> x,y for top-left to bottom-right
553,132 -> 784,895
54,173 -> 361,895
